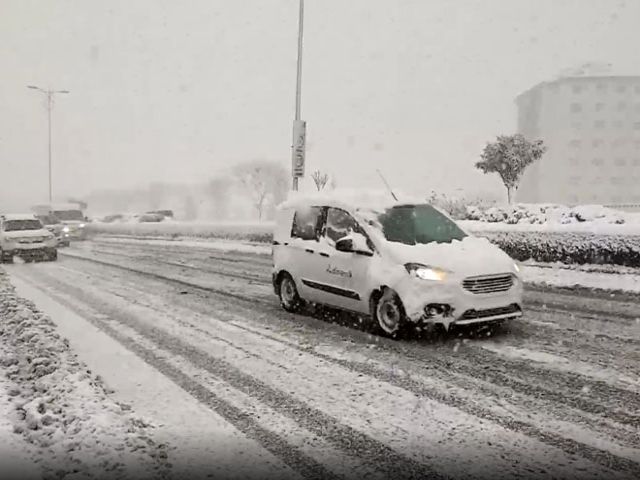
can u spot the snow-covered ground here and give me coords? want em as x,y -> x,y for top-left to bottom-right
1,241 -> 639,479
0,270 -> 171,479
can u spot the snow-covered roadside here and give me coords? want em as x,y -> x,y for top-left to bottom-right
522,264 -> 640,294
92,236 -> 640,295
0,268 -> 170,479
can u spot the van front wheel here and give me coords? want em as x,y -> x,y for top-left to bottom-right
278,273 -> 304,313
372,288 -> 406,338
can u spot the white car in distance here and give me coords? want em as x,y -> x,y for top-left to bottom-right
272,192 -> 523,337
0,214 -> 58,263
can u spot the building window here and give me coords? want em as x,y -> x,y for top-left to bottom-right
634,103 -> 640,113
635,85 -> 640,94
614,157 -> 626,166
571,121 -> 582,130
592,139 -> 603,148
612,138 -> 625,148
633,158 -> 640,166
570,103 -> 582,113
572,84 -> 583,94
569,139 -> 582,148
596,83 -> 607,93
613,120 -> 623,129
617,101 -> 627,112
568,157 -> 579,165
591,176 -> 603,185
616,84 -> 627,94
568,176 -> 582,185
591,157 -> 604,166
610,177 -> 623,185
634,122 -> 640,130
594,120 -> 606,129
595,102 -> 605,112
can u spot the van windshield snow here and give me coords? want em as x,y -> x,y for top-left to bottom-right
374,204 -> 467,245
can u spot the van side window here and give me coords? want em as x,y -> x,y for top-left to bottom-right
325,208 -> 373,250
291,207 -> 322,241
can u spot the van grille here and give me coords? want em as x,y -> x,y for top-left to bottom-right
462,274 -> 513,294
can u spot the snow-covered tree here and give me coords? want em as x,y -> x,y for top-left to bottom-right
475,134 -> 546,204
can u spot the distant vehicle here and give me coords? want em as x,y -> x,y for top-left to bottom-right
272,192 -> 523,337
101,214 -> 124,223
147,210 -> 174,219
138,213 -> 164,223
35,214 -> 71,247
0,213 -> 58,263
32,203 -> 88,241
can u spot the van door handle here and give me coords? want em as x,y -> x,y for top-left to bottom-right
319,252 -> 329,257
305,248 -> 314,254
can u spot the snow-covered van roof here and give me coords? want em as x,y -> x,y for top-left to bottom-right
1,213 -> 39,221
279,188 -> 426,212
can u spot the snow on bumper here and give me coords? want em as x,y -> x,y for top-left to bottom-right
395,273 -> 524,326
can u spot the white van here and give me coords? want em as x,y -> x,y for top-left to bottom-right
272,192 -> 523,336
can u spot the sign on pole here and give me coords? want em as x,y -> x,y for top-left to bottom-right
292,120 -> 306,178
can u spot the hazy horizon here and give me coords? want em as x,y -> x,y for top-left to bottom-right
2,0 -> 639,211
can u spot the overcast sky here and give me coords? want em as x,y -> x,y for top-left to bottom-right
1,0 -> 639,208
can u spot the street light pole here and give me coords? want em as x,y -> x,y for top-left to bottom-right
27,85 -> 69,203
291,0 -> 305,191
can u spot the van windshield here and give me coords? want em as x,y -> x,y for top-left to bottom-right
374,204 -> 467,245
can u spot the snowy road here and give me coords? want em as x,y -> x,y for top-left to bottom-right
5,238 -> 640,479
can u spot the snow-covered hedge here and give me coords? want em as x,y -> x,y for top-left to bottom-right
464,203 -> 629,226
0,270 -> 169,479
478,231 -> 640,267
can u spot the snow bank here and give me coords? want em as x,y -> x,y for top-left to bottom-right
0,269 -> 170,479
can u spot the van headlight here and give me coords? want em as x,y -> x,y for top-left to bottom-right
62,226 -> 70,233
405,263 -> 448,281
79,223 -> 86,228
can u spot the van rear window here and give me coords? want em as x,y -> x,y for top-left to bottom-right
291,207 -> 322,241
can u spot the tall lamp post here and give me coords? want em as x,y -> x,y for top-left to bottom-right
27,85 -> 70,203
291,0 -> 305,191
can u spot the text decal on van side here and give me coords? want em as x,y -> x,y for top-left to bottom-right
327,265 -> 352,278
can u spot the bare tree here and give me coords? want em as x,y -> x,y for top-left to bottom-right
208,176 -> 231,220
233,160 -> 288,220
311,170 -> 329,191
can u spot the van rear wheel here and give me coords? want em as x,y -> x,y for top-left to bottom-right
372,288 -> 406,338
278,273 -> 304,313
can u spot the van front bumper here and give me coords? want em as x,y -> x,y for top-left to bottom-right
396,273 -> 524,327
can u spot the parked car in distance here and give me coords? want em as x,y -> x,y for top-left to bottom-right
272,192 -> 523,337
36,214 -> 71,247
138,213 -> 165,223
147,210 -> 174,219
0,213 -> 58,263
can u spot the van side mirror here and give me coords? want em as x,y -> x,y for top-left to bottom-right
335,237 -> 354,252
335,234 -> 374,256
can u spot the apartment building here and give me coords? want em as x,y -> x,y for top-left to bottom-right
515,75 -> 640,205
